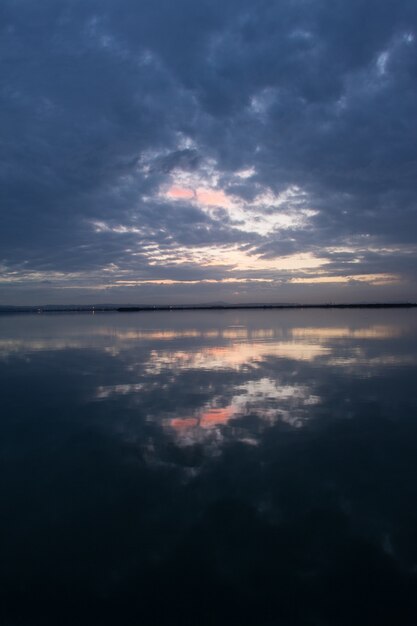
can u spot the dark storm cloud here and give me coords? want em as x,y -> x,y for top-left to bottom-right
1,0 -> 417,302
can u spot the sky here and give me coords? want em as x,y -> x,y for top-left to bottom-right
1,0 -> 417,305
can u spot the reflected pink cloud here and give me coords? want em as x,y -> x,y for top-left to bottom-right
200,406 -> 236,428
170,417 -> 199,430
169,406 -> 236,432
291,325 -> 401,340
163,375 -> 320,448
147,341 -> 329,375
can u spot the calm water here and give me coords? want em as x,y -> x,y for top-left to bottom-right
1,309 -> 417,625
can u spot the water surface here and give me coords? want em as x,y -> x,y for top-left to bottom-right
1,309 -> 417,625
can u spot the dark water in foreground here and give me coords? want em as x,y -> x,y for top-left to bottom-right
1,309 -> 417,625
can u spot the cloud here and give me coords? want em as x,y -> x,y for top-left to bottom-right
1,0 -> 417,303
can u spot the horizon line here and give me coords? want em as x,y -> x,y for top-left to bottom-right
1,302 -> 417,313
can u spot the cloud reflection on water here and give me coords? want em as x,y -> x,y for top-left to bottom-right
2,311 -> 417,625
79,311 -> 417,455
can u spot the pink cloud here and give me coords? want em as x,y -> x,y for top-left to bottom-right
165,185 -> 233,208
195,188 -> 233,208
166,186 -> 195,200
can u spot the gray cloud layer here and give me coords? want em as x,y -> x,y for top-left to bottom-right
1,0 -> 417,303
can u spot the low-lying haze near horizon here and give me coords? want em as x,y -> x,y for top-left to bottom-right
1,0 -> 417,305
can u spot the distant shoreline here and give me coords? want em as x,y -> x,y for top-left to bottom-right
1,303 -> 417,314
117,303 -> 417,312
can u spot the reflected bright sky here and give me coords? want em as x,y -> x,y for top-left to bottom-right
1,310 -> 417,625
